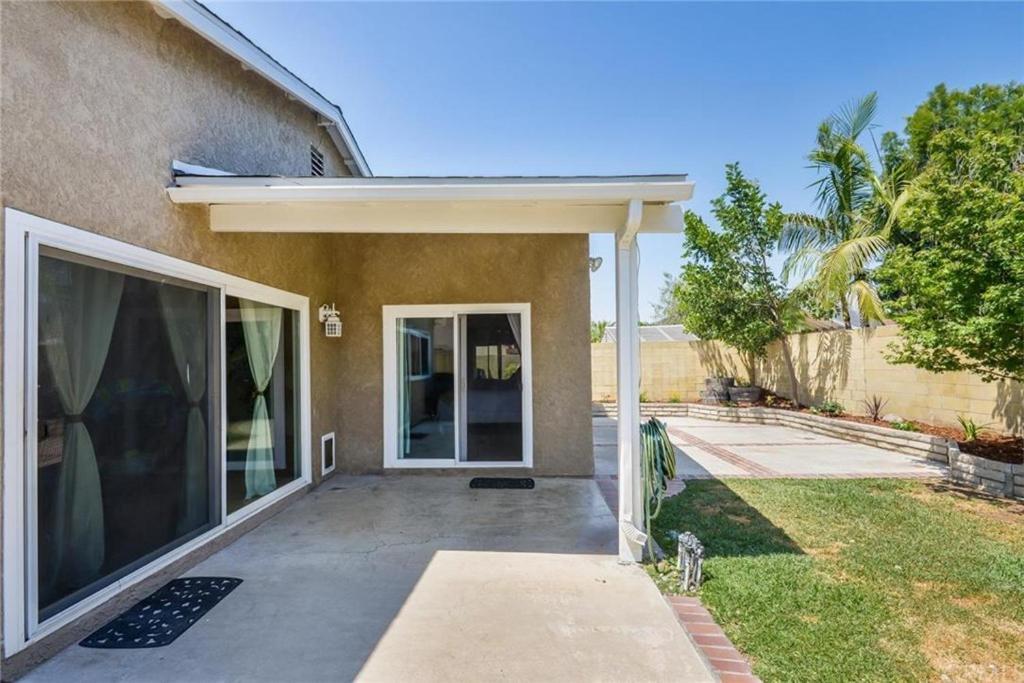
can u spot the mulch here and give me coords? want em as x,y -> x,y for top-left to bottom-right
721,393 -> 1023,465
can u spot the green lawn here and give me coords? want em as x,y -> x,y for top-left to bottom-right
647,479 -> 1024,682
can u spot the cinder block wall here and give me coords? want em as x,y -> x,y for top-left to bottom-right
592,326 -> 1022,435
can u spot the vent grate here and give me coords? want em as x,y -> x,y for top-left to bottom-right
310,145 -> 325,176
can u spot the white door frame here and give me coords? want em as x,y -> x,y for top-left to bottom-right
382,303 -> 533,469
2,208 -> 313,656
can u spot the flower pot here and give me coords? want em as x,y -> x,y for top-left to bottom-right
704,377 -> 735,393
701,389 -> 730,405
729,386 -> 763,403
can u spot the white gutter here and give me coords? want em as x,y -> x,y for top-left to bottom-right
151,0 -> 371,177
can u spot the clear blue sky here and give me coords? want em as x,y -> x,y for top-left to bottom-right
207,1 -> 1023,322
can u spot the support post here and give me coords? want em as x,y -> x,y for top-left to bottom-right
615,200 -> 645,562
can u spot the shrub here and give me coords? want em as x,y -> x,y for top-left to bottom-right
890,419 -> 918,432
640,391 -> 650,403
667,393 -> 682,404
811,400 -> 844,417
863,395 -> 889,422
956,415 -> 990,442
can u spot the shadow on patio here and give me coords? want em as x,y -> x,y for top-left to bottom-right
25,476 -> 713,682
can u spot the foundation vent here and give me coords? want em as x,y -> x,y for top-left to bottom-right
310,145 -> 325,176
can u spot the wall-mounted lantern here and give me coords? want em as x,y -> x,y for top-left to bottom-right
318,303 -> 343,338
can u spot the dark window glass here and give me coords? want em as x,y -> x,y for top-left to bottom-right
37,252 -> 217,619
224,296 -> 301,514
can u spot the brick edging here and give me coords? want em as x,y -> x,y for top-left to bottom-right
596,402 -> 1024,502
667,595 -> 761,682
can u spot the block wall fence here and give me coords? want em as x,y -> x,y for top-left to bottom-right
591,326 -> 1022,435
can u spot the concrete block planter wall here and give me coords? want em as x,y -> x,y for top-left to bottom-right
593,401 -> 1023,502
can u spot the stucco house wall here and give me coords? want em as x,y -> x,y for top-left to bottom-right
333,233 -> 593,476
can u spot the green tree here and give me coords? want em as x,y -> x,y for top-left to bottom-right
674,164 -> 806,401
782,93 -> 907,328
651,272 -> 685,325
590,320 -> 610,343
876,83 -> 1024,382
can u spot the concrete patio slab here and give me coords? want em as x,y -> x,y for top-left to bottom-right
24,476 -> 713,683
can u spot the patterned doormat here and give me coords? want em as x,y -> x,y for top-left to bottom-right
469,477 -> 535,489
80,577 -> 242,649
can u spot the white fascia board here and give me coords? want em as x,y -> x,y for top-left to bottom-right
151,0 -> 371,177
207,201 -> 684,234
167,176 -> 695,204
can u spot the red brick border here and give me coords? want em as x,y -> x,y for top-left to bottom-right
667,596 -> 761,682
668,427 -> 780,477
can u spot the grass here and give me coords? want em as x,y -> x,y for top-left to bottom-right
647,478 -> 1024,682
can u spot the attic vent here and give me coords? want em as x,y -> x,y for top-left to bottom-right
310,145 -> 325,176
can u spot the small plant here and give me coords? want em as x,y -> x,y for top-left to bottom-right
811,400 -> 844,417
640,390 -> 650,403
890,419 -> 918,432
957,415 -> 990,442
765,395 -> 778,407
667,393 -> 682,404
862,395 -> 888,422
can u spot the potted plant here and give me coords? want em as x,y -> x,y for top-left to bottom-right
728,378 -> 762,403
702,376 -> 734,404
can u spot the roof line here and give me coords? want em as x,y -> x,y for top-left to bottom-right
151,0 -> 371,177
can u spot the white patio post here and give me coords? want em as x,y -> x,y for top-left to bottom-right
615,199 -> 645,562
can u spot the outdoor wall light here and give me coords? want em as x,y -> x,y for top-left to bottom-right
589,256 -> 603,273
318,303 -> 343,338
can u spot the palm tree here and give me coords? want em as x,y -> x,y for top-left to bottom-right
782,93 -> 908,328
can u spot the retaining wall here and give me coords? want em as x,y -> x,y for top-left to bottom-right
596,402 -> 1024,501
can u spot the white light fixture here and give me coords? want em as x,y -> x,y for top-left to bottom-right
318,303 -> 343,338
589,256 -> 603,273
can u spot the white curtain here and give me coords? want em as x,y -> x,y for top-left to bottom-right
506,313 -> 522,351
397,322 -> 411,456
40,259 -> 124,588
158,286 -> 208,534
239,299 -> 282,499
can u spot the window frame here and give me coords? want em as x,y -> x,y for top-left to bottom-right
2,208 -> 313,656
381,303 -> 533,470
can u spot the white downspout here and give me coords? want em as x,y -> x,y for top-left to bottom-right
615,199 -> 646,562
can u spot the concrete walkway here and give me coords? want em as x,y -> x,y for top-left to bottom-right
595,414 -> 948,480
26,476 -> 713,683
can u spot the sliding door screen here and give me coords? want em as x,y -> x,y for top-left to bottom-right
388,306 -> 529,467
461,313 -> 523,462
224,296 -> 302,514
36,250 -> 217,620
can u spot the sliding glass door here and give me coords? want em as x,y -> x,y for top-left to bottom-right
5,210 -> 313,650
35,249 -> 218,621
225,296 -> 302,514
387,305 -> 531,468
460,313 -> 524,463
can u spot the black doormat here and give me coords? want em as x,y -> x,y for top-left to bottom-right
80,577 -> 242,649
470,477 -> 535,489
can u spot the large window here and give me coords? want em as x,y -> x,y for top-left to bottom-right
224,296 -> 301,514
3,210 -> 312,653
36,250 -> 218,620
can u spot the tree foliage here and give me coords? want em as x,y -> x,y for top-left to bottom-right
590,320 -> 610,344
782,93 -> 907,328
876,83 -> 1024,382
674,164 -> 805,396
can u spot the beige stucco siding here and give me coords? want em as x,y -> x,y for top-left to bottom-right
0,0 -> 352,489
333,233 -> 594,476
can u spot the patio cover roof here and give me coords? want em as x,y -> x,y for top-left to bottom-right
166,174 -> 694,234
